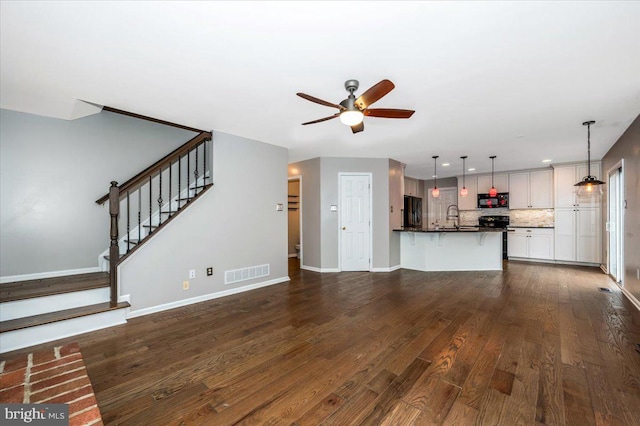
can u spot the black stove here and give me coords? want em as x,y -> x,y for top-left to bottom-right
479,215 -> 510,259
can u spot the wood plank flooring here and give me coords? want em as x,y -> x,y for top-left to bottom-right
3,260 -> 640,425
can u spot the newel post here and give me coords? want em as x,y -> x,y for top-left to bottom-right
109,181 -> 120,307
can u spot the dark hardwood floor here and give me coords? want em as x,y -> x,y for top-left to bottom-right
3,260 -> 640,425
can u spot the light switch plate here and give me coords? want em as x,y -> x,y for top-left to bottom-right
276,203 -> 284,211
330,205 -> 337,212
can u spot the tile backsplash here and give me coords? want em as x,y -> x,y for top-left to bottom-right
459,209 -> 554,227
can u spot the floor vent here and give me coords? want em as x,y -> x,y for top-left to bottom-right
225,264 -> 270,285
598,287 -> 613,293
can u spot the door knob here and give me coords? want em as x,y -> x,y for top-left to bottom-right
342,227 -> 346,230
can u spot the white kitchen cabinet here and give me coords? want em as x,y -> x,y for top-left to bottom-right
554,163 -> 601,208
554,207 -> 600,263
508,228 -> 554,260
477,173 -> 508,194
457,175 -> 477,211
404,177 -> 418,196
508,169 -> 553,209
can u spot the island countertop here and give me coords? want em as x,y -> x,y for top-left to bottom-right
394,226 -> 507,233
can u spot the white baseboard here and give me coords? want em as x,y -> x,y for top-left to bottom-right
300,265 -> 340,273
126,276 -> 290,319
371,265 -> 402,272
0,267 -> 102,284
620,285 -> 640,312
508,258 -> 601,268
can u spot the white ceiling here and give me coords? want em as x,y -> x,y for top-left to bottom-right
2,1 -> 639,179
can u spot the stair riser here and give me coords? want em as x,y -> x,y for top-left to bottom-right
0,309 -> 127,353
0,288 -> 110,321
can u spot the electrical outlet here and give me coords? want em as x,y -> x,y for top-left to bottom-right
207,267 -> 213,276
183,280 -> 189,290
189,269 -> 196,279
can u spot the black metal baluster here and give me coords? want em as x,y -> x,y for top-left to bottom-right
203,139 -> 207,185
194,145 -> 199,196
178,154 -> 181,212
186,148 -> 190,202
158,167 -> 163,226
149,175 -> 152,233
138,188 -> 141,244
126,190 -> 130,253
169,160 -> 172,216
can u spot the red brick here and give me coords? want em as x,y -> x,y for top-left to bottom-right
31,353 -> 82,374
69,406 -> 102,426
1,355 -> 28,373
59,343 -> 81,357
31,369 -> 88,393
32,383 -> 93,404
0,368 -> 26,389
30,376 -> 91,402
32,348 -> 57,365
68,394 -> 98,415
0,384 -> 25,403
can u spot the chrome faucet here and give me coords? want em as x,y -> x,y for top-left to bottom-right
446,205 -> 460,230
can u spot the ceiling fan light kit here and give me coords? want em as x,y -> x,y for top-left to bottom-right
297,79 -> 414,134
575,120 -> 605,196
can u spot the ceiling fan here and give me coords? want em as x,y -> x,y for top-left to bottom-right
296,79 -> 415,134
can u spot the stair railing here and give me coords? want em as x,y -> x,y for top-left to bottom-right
97,131 -> 213,306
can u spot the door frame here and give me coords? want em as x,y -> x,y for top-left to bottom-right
338,172 -> 373,272
606,160 -> 624,286
288,175 -> 302,263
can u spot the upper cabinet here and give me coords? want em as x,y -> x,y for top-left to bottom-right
508,169 -> 553,209
477,173 -> 508,194
457,176 -> 477,210
554,163 -> 601,208
404,177 -> 417,196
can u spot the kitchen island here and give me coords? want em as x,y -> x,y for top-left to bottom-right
395,227 -> 505,271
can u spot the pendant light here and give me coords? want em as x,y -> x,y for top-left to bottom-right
460,156 -> 468,197
431,155 -> 440,198
488,155 -> 498,197
574,120 -> 604,196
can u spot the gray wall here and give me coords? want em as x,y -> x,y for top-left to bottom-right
288,158 -> 321,269
0,109 -> 196,278
119,131 -> 288,312
601,114 -> 640,303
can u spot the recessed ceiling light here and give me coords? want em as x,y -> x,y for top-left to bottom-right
542,159 -> 552,163
442,163 -> 450,167
468,168 -> 476,171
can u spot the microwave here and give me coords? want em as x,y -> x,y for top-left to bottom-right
477,192 -> 509,209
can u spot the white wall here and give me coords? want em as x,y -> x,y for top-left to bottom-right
0,109 -> 196,278
119,131 -> 289,314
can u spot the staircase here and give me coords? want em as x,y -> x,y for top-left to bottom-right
0,123 -> 213,354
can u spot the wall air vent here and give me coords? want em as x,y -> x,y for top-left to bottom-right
225,264 -> 270,285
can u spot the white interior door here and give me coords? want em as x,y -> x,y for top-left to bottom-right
340,174 -> 371,271
608,165 -> 623,284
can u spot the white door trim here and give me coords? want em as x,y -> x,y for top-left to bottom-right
338,172 -> 373,272
606,159 -> 624,287
288,175 -> 302,263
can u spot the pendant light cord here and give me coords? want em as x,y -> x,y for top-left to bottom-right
587,122 -> 592,177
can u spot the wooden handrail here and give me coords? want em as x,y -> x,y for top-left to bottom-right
102,106 -> 206,133
96,131 -> 212,204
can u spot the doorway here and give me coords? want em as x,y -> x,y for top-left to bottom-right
339,173 -> 372,271
288,176 -> 302,269
607,161 -> 624,285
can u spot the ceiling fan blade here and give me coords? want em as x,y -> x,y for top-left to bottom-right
365,108 -> 415,119
302,113 -> 340,125
354,79 -> 395,110
297,93 -> 343,110
351,122 -> 364,134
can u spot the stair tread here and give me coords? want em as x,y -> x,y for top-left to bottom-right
1,272 -> 110,303
0,301 -> 130,333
